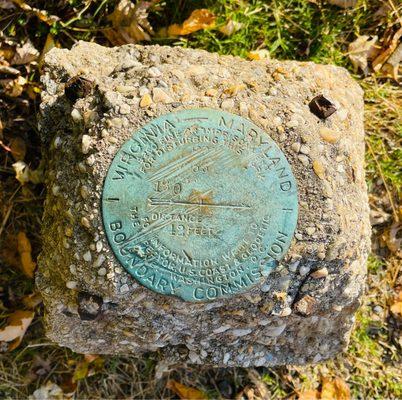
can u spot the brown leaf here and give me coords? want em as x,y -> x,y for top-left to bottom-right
247,369 -> 269,399
167,9 -> 215,36
104,0 -> 158,45
383,222 -> 402,254
9,137 -> 26,161
372,27 -> 402,77
0,234 -> 19,269
348,35 -> 380,75
0,310 -> 34,351
17,231 -> 36,278
321,377 -> 350,400
11,41 -> 39,65
2,76 -> 27,97
166,380 -> 207,400
0,45 -> 15,63
379,41 -> 402,81
22,292 -> 43,309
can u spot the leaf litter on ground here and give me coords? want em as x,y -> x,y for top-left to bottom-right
160,9 -> 216,37
0,309 -> 34,351
103,0 -> 159,45
298,376 -> 351,400
166,380 -> 207,400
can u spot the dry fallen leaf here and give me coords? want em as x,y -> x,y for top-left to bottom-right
38,33 -> 59,69
372,28 -> 402,75
17,231 -> 36,278
0,45 -> 15,63
9,137 -> 26,161
247,49 -> 270,60
2,75 -> 27,97
348,35 -> 380,75
381,42 -> 402,80
0,234 -> 20,270
219,19 -> 243,36
390,301 -> 402,317
11,41 -> 39,65
383,222 -> 402,255
390,290 -> 402,318
104,0 -> 158,45
247,369 -> 269,399
297,377 -> 350,400
0,0 -> 15,9
297,389 -> 320,400
166,380 -> 207,400
10,0 -> 59,25
12,159 -> 45,185
167,9 -> 215,36
0,309 -> 34,351
22,292 -> 43,309
321,377 -> 350,400
29,381 -> 64,400
73,354 -> 103,382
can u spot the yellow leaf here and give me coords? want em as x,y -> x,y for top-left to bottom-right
104,0 -> 158,45
321,377 -> 350,400
297,389 -> 320,400
166,380 -> 207,400
247,50 -> 270,60
72,360 -> 89,382
0,310 -> 34,351
390,302 -> 402,317
390,289 -> 402,317
73,354 -> 103,382
167,9 -> 215,36
39,33 -> 60,69
17,231 -> 36,278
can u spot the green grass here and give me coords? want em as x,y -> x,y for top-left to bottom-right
152,0 -> 382,65
1,0 -> 401,398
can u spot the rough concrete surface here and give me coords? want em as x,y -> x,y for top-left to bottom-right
37,41 -> 370,367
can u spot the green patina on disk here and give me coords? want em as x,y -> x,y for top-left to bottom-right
102,109 -> 298,302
